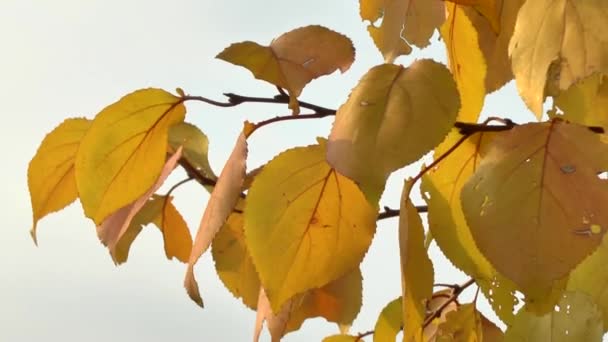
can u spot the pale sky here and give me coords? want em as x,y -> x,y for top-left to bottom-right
1,1 -> 533,341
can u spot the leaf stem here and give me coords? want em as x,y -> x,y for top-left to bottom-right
411,133 -> 471,186
423,278 -> 475,328
246,111 -> 334,137
355,330 -> 374,341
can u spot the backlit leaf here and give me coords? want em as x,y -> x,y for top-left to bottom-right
508,0 -> 608,116
359,0 -> 445,62
462,121 -> 608,297
435,304 -> 483,341
112,194 -> 192,265
217,25 -> 354,113
75,88 -> 186,224
504,291 -> 603,341
168,122 -> 216,181
185,133 -> 248,308
550,73 -> 608,131
323,335 -> 358,342
463,0 -> 525,92
327,60 -> 460,203
441,3 -> 487,122
444,0 -> 500,33
400,179 -> 434,342
373,297 -> 402,342
97,148 -> 183,251
27,118 -> 91,243
421,130 -> 518,323
245,139 -> 377,311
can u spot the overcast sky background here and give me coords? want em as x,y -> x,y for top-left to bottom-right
1,1 -> 534,341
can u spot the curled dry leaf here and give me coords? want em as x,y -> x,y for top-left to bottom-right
217,25 -> 355,113
184,133 -> 248,308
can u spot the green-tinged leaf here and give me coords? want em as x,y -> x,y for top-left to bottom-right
97,148 -> 183,250
400,179 -> 434,342
508,0 -> 608,116
421,130 -> 518,323
327,60 -> 460,203
185,133 -> 248,308
359,0 -> 445,62
463,0 -> 525,92
212,199 -> 260,309
373,297 -> 402,342
462,121 -> 608,298
245,139 -> 377,311
168,122 -> 216,181
550,73 -> 608,131
75,88 -> 186,224
441,3 -> 487,122
504,291 -> 603,341
217,25 -> 354,113
28,118 -> 91,243
112,194 -> 192,264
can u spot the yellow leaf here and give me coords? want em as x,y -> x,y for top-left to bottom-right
373,297 -> 402,342
461,121 -> 608,297
245,139 -> 377,311
97,147 -> 183,251
327,60 -> 460,203
400,179 -> 434,342
359,0 -> 445,62
212,199 -> 261,309
463,0 -> 525,92
323,335 -> 359,342
27,118 -> 91,243
217,25 -> 355,113
550,73 -> 608,131
435,304 -> 482,341
441,3 -> 487,122
112,194 -> 192,265
508,0 -> 608,117
444,0 -> 500,33
75,88 -> 186,224
423,290 -> 460,341
184,132 -> 248,308
168,122 -> 216,181
421,130 -> 519,323
504,291 -> 603,341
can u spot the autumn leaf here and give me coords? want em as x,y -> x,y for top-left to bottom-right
550,73 -> 608,132
112,195 -> 192,265
327,60 -> 460,203
217,25 -> 355,113
373,297 -> 402,342
509,0 -> 608,116
245,139 -> 377,311
75,88 -> 186,224
463,0 -> 525,92
423,290 -> 460,341
461,121 -> 608,297
441,3 -> 487,122
184,132 -> 248,308
444,0 -> 500,33
322,335 -> 358,342
168,122 -> 216,181
400,179 -> 434,342
97,148 -> 183,251
504,291 -> 603,341
359,0 -> 445,62
27,118 -> 91,243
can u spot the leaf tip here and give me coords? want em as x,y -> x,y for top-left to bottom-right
184,267 -> 205,308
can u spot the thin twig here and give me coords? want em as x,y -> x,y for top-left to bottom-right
411,133 -> 471,185
355,330 -> 374,341
377,205 -> 428,221
246,111 -> 334,137
164,177 -> 194,197
423,278 -> 476,328
224,93 -> 336,115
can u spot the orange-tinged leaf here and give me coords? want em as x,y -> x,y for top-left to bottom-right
184,132 -> 247,308
550,73 -> 608,132
360,0 -> 445,62
400,179 -> 434,342
27,118 -> 91,243
441,3 -> 487,122
508,0 -> 608,116
504,291 -> 603,341
462,121 -> 608,297
245,139 -> 377,311
463,0 -> 525,92
421,130 -> 518,324
327,60 -> 460,203
217,25 -> 354,113
373,297 -> 402,342
97,147 -> 183,251
212,199 -> 260,309
112,194 -> 192,264
75,88 -> 186,224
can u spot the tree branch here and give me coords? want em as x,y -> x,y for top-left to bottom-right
377,205 -> 427,221
423,278 -> 475,328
